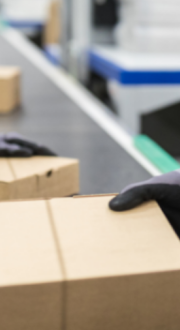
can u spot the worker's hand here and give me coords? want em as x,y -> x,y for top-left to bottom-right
0,132 -> 57,157
109,170 -> 180,237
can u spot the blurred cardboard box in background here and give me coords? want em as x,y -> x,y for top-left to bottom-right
44,0 -> 60,45
0,67 -> 21,113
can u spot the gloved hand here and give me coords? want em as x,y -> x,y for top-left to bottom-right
109,170 -> 180,238
0,132 -> 57,157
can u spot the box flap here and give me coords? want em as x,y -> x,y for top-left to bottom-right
50,196 -> 180,280
0,159 -> 14,183
0,67 -> 20,79
10,156 -> 79,179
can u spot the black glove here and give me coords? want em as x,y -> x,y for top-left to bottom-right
109,171 -> 180,238
0,132 -> 57,157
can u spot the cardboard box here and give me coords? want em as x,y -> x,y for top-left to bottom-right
1,195 -> 180,330
0,67 -> 21,113
44,0 -> 60,45
0,156 -> 79,200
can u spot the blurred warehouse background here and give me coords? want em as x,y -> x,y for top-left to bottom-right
1,0 -> 180,159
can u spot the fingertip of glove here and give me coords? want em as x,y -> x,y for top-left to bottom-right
109,194 -> 126,211
45,151 -> 57,156
34,147 -> 57,156
109,190 -> 144,212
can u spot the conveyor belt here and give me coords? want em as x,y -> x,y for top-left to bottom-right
0,34 -> 151,194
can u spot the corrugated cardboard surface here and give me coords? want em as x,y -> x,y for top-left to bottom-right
51,197 -> 180,278
0,67 -> 20,113
0,156 -> 79,200
50,196 -> 180,330
0,200 -> 64,330
1,196 -> 180,329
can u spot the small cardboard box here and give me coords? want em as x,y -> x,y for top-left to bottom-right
44,0 -> 60,45
1,195 -> 180,330
0,67 -> 21,113
0,156 -> 79,200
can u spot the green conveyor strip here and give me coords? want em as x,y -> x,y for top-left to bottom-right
134,135 -> 180,173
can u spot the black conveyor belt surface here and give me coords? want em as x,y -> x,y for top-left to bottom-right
0,35 -> 151,194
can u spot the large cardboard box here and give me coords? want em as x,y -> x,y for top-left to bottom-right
44,0 -> 60,45
0,67 -> 21,113
1,195 -> 180,329
0,156 -> 79,200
